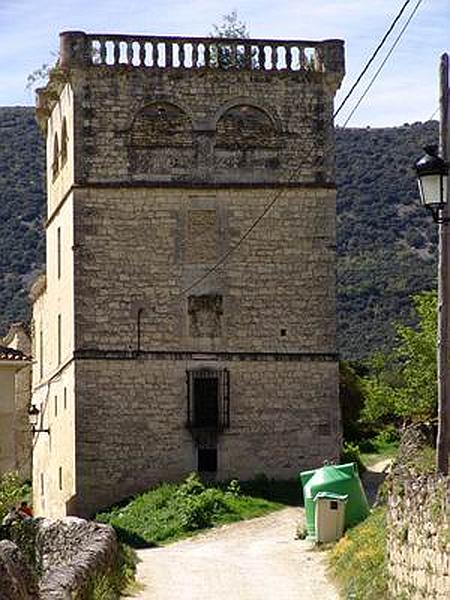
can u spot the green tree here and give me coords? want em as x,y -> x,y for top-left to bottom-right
210,9 -> 249,39
339,361 -> 373,442
26,50 -> 58,90
361,291 -> 437,428
209,10 -> 251,69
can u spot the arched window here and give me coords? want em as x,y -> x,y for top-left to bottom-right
130,101 -> 191,147
216,104 -> 277,148
52,133 -> 59,180
60,118 -> 68,167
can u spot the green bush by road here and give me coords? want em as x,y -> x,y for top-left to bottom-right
96,473 -> 285,547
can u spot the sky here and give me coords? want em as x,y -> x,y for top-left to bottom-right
0,0 -> 448,127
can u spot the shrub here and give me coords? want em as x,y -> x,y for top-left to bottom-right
341,442 -> 366,475
0,471 -> 29,523
176,474 -> 228,530
225,479 -> 241,498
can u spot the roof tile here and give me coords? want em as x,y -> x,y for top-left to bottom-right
0,345 -> 30,362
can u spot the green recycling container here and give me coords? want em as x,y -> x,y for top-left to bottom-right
299,462 -> 370,540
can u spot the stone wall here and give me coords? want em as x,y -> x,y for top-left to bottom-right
38,517 -> 118,599
0,517 -> 118,600
386,426 -> 450,599
0,539 -> 38,600
74,357 -> 339,516
72,187 -> 336,354
387,475 -> 449,599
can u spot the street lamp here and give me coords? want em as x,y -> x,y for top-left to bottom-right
28,404 -> 50,435
413,55 -> 450,477
415,145 -> 449,223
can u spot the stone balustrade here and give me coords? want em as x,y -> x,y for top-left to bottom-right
59,31 -> 344,74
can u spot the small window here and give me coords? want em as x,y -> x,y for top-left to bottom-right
54,395 -> 58,418
58,467 -> 63,490
40,473 -> 44,496
63,387 -> 67,410
61,118 -> 68,167
57,227 -> 61,279
52,133 -> 59,180
198,448 -> 217,472
39,329 -> 44,379
57,314 -> 62,365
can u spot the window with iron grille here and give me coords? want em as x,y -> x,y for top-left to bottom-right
186,368 -> 230,431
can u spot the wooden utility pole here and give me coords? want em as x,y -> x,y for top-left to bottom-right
437,53 -> 449,475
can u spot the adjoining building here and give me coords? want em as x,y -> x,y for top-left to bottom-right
32,31 -> 345,517
0,323 -> 32,479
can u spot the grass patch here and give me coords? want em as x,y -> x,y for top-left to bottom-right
329,507 -> 387,600
239,474 -> 301,506
78,542 -> 139,600
360,439 -> 399,468
96,474 -> 286,548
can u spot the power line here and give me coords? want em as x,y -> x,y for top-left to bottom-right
179,189 -> 284,297
171,0 -> 425,301
342,0 -> 424,127
333,0 -> 413,119
428,106 -> 440,121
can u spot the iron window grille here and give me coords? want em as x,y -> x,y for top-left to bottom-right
186,368 -> 230,431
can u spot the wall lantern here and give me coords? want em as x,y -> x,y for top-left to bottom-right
414,145 -> 449,223
28,404 -> 50,435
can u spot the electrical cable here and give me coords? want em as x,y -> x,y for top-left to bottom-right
176,0 -> 424,300
333,0 -> 413,119
341,0 -> 424,127
428,106 -> 439,121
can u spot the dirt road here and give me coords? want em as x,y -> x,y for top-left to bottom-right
131,507 -> 339,600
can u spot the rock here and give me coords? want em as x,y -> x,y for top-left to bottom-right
0,539 -> 39,600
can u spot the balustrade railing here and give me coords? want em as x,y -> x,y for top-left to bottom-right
59,31 -> 344,74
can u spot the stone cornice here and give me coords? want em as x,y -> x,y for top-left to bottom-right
73,348 -> 338,362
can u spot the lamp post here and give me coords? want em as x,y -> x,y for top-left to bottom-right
28,404 -> 50,435
414,54 -> 450,475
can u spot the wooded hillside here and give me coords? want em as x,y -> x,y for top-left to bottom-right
0,107 -> 438,358
0,107 -> 45,335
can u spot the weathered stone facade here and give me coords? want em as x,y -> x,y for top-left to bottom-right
32,31 -> 345,516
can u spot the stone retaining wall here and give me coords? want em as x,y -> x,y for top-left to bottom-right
0,516 -> 118,599
386,425 -> 449,599
387,474 -> 449,599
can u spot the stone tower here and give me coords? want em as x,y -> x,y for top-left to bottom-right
32,31 -> 345,517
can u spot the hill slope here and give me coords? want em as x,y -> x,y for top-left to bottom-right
0,107 -> 439,358
0,107 -> 45,334
336,122 -> 438,357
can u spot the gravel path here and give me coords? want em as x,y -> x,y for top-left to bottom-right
130,507 -> 339,600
